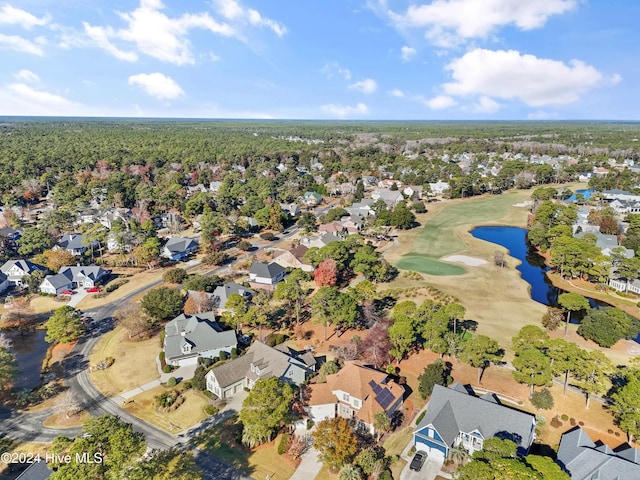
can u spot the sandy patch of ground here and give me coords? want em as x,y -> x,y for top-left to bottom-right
442,255 -> 487,266
512,200 -> 534,207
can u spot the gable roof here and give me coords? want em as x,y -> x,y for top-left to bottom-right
207,340 -> 313,388
164,312 -> 237,362
249,261 -> 286,279
57,233 -> 94,250
164,236 -> 198,253
557,427 -> 640,480
1,259 -> 45,277
42,273 -> 74,289
416,383 -> 535,451
59,265 -> 108,283
211,282 -> 254,308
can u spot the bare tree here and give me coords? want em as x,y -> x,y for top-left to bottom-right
116,303 -> 155,339
54,391 -> 81,418
286,435 -> 310,459
183,291 -> 213,315
494,250 -> 506,268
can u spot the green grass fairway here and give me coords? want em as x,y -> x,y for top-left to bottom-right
396,192 -> 524,275
396,255 -> 466,275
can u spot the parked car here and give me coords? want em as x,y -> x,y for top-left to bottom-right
86,287 -> 101,293
61,289 -> 75,295
410,451 -> 427,471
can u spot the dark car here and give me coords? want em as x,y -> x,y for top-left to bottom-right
410,451 -> 427,471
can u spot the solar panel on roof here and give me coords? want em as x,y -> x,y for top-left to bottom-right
369,380 -> 383,395
376,388 -> 394,409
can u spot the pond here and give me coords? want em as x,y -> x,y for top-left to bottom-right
3,329 -> 51,390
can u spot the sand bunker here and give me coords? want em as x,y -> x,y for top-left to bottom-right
442,255 -> 487,266
512,200 -> 533,207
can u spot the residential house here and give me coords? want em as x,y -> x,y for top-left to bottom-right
98,208 -> 131,230
574,231 -> 634,258
371,189 -> 404,210
0,227 -> 21,241
40,265 -> 109,295
54,234 -> 97,256
413,383 -> 536,460
556,427 -> 640,479
209,181 -> 222,194
428,181 -> 450,196
248,262 -> 286,291
210,282 -> 254,311
593,166 -> 610,176
360,176 -> 378,188
15,460 -> 52,480
272,245 -> 314,272
0,260 -> 46,287
206,340 -> 316,399
346,199 -> 376,217
186,184 -> 208,197
279,203 -> 301,217
305,362 -> 405,436
161,237 -> 199,261
303,192 -> 323,206
403,185 -> 423,200
299,233 -> 342,249
378,179 -> 403,190
164,312 -> 237,367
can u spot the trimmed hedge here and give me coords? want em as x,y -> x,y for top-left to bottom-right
277,433 -> 290,455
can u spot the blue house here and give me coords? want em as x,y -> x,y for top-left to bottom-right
413,383 -> 536,460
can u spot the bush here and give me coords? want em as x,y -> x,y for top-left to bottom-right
182,380 -> 192,390
159,352 -> 165,363
162,364 -> 172,373
260,232 -> 276,241
561,414 -> 569,421
105,280 -> 128,293
219,351 -> 228,361
412,202 -> 427,213
166,377 -> 177,387
531,388 -> 554,410
231,348 -> 238,359
105,357 -> 115,368
237,240 -> 252,251
204,405 -> 219,415
267,333 -> 287,347
203,251 -> 230,266
163,268 -> 188,284
277,433 -> 290,455
415,410 -> 426,425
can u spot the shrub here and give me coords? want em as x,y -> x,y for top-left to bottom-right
182,380 -> 192,390
267,333 -> 287,347
204,405 -> 219,415
159,352 -> 165,363
230,348 -> 238,359
213,356 -> 220,363
416,410 -> 426,425
203,252 -> 230,266
551,416 -> 563,428
561,414 -> 569,421
162,364 -> 172,373
219,351 -> 228,361
531,388 -> 554,410
260,232 -> 276,241
412,202 -> 427,213
163,268 -> 188,284
277,433 -> 290,455
237,240 -> 252,251
166,377 -> 177,387
105,357 -> 115,368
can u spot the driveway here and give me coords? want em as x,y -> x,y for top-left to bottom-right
67,289 -> 89,307
400,456 -> 447,480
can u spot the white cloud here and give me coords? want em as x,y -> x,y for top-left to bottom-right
128,72 -> 185,100
0,5 -> 49,29
423,95 -> 457,110
348,78 -> 378,94
0,33 -> 44,55
389,89 -> 405,97
379,0 -> 576,47
321,102 -> 369,118
0,82 -> 82,115
401,45 -> 416,62
215,0 -> 287,37
321,62 -> 352,80
13,70 -> 39,83
83,0 -> 240,65
472,95 -> 500,113
443,48 -> 611,106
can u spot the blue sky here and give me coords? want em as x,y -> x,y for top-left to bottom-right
0,0 -> 638,119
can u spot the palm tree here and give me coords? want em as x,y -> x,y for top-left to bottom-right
448,445 -> 469,465
338,464 -> 363,480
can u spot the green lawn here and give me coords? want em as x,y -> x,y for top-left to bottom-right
396,191 -> 525,275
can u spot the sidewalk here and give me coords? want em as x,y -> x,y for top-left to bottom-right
289,447 -> 322,480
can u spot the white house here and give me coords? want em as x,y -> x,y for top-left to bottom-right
0,272 -> 10,294
0,260 -> 46,287
161,237 -> 199,261
248,262 -> 286,291
428,181 -> 450,196
39,265 -> 109,294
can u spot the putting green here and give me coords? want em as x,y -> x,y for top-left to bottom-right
396,193 -> 523,276
396,255 -> 466,276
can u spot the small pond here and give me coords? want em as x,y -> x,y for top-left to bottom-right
3,329 -> 51,390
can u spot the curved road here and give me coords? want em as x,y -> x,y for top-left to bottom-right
0,224 -> 315,477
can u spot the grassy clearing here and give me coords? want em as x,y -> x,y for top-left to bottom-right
383,425 -> 412,479
396,256 -> 466,276
88,326 -> 160,397
314,464 -> 338,480
42,410 -> 89,429
123,386 -> 209,433
197,416 -> 296,480
29,295 -> 68,314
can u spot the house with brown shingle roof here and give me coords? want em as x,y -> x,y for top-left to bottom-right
272,245 -> 314,272
305,362 -> 405,435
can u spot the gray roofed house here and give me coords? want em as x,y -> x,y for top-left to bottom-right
574,231 -> 634,258
54,233 -> 97,256
39,273 -> 74,295
205,340 -> 316,399
557,427 -> 640,479
413,383 -> 536,460
1,259 -> 46,286
371,189 -> 404,209
248,262 -> 286,291
39,265 -> 108,295
15,460 -> 52,480
163,312 -> 237,367
161,237 -> 199,261
0,271 -> 9,294
210,282 -> 254,311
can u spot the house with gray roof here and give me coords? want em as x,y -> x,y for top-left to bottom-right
39,265 -> 108,294
1,260 -> 46,287
205,340 -> 316,399
557,427 -> 640,479
0,271 -> 9,294
54,233 -> 97,256
371,189 -> 404,209
248,262 -> 286,291
209,282 -> 254,311
574,231 -> 634,258
413,383 -> 536,460
163,312 -> 237,367
161,237 -> 199,261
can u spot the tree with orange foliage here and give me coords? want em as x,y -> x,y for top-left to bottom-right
183,292 -> 213,315
314,258 -> 338,287
39,249 -> 76,272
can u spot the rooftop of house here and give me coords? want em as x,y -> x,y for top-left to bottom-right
557,427 -> 640,480
416,383 -> 536,451
164,312 -> 237,361
57,233 -> 92,250
249,261 -> 286,279
164,237 -> 198,253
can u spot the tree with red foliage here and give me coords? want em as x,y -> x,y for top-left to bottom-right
314,258 -> 338,287
359,319 -> 393,369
